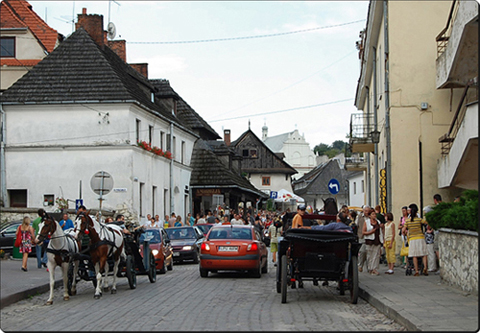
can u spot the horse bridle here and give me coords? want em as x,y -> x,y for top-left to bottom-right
37,217 -> 56,243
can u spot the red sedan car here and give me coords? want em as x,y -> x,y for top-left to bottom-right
199,225 -> 268,278
139,228 -> 173,273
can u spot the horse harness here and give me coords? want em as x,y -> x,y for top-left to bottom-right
46,233 -> 80,264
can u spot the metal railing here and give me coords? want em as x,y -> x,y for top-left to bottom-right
436,0 -> 459,57
439,77 -> 478,155
349,113 -> 377,144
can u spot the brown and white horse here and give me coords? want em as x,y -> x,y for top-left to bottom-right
35,215 -> 81,305
75,212 -> 125,299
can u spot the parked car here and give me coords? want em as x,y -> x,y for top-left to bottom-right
165,226 -> 204,263
0,221 -> 36,256
138,228 -> 173,273
199,225 -> 268,278
195,223 -> 215,237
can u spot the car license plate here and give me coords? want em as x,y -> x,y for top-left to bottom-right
218,246 -> 238,252
173,252 -> 180,257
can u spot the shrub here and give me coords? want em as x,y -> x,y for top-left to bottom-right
425,190 -> 478,232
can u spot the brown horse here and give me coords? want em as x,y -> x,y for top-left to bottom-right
35,215 -> 81,305
322,197 -> 339,224
75,212 -> 125,299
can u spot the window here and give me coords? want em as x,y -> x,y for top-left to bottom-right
166,134 -> 171,151
43,194 -> 54,206
136,119 -> 141,143
173,136 -> 176,157
139,182 -> 145,217
181,141 -> 185,164
152,186 -> 157,216
8,189 -> 27,207
0,37 -> 15,57
160,131 -> 164,150
262,177 -> 270,186
362,180 -> 364,193
149,125 -> 153,145
242,148 -> 257,158
353,182 -> 357,195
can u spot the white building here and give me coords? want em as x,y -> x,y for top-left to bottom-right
262,124 -> 317,179
347,171 -> 365,208
0,14 -> 198,224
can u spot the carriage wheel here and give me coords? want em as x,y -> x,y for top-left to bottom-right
148,251 -> 157,283
126,255 -> 137,289
276,257 -> 281,293
281,255 -> 289,304
349,255 -> 359,304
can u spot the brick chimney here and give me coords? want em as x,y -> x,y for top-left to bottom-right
75,8 -> 104,48
108,40 -> 126,62
129,63 -> 148,78
224,129 -> 231,146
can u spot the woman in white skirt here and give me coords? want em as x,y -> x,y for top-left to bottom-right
362,208 -> 384,275
402,203 -> 428,276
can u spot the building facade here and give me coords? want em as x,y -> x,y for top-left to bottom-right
262,125 -> 317,179
351,0 -> 477,256
0,12 -> 198,224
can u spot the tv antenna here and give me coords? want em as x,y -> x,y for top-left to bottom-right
54,1 -> 76,34
107,22 -> 116,40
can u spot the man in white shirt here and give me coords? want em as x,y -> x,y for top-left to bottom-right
231,214 -> 244,225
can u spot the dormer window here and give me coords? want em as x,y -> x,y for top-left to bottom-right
0,37 -> 15,57
172,100 -> 177,117
242,148 -> 258,158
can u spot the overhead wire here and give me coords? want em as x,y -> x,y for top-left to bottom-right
209,98 -> 354,123
127,19 -> 366,44
208,49 -> 357,120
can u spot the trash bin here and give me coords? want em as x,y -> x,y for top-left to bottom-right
12,237 -> 22,259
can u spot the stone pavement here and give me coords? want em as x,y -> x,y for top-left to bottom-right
1,257 -> 478,331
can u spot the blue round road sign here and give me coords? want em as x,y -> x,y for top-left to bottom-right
328,178 -> 340,195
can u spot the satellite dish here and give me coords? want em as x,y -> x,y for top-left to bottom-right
107,22 -> 116,40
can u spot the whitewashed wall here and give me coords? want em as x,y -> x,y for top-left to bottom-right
348,172 -> 365,207
4,103 -> 196,224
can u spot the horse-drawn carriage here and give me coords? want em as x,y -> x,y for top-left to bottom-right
276,213 -> 361,304
67,213 -> 156,299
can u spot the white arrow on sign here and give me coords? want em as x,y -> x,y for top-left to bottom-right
329,183 -> 339,192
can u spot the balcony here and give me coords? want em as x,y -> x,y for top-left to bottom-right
345,155 -> 367,171
438,78 -> 478,190
349,113 -> 380,153
436,0 -> 478,89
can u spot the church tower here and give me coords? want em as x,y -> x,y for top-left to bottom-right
262,121 -> 268,141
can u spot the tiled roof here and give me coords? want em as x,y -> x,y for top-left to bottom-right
2,0 -> 60,53
263,132 -> 291,152
0,1 -> 27,29
190,139 -> 267,198
0,58 -> 40,66
150,79 -> 220,140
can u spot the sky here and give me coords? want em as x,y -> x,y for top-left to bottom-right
31,1 -> 370,148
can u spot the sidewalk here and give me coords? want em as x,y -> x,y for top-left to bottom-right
0,257 -> 63,309
1,257 -> 479,331
358,263 -> 478,331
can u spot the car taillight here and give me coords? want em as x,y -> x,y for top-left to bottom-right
201,242 -> 210,251
247,243 -> 258,251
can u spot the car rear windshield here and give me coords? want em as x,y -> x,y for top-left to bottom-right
208,228 -> 252,240
166,228 -> 196,240
196,224 -> 213,234
139,229 -> 161,244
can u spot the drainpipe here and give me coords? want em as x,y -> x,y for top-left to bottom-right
169,123 -> 174,215
365,86 -> 372,206
384,0 -> 392,212
0,103 -> 6,207
373,46 -> 379,205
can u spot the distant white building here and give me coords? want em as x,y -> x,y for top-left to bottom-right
262,124 -> 317,179
347,171 -> 365,208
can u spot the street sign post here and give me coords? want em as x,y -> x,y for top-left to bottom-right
328,178 -> 340,195
90,171 -> 114,216
75,199 -> 84,211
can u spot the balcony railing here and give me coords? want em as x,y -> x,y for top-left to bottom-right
436,0 -> 459,57
439,77 -> 478,155
345,156 -> 367,171
349,113 -> 379,153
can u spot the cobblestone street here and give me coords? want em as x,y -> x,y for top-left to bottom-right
1,257 -> 405,331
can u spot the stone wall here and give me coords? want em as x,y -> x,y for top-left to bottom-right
0,208 -> 113,224
438,228 -> 478,295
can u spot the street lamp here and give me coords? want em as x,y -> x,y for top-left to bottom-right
370,130 -> 381,144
